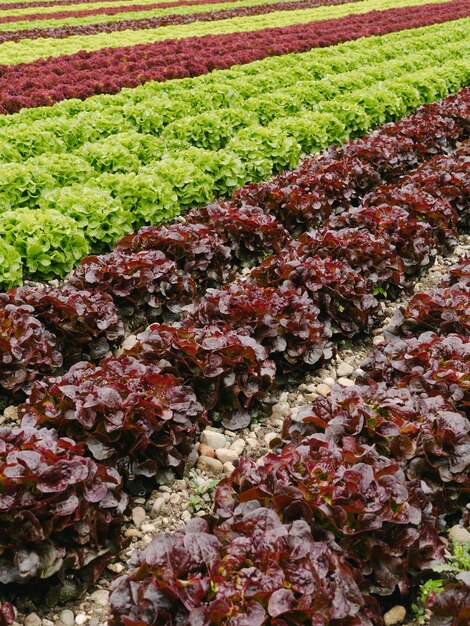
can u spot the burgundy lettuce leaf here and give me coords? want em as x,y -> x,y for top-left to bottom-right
19,355 -> 205,482
282,382 -> 470,511
0,603 -> 15,626
70,250 -> 195,322
186,201 -> 291,268
0,425 -> 127,597
249,251 -> 379,336
363,185 -> 458,248
115,222 -> 233,289
0,295 -> 62,395
427,579 -> 470,626
126,322 -> 276,429
186,281 -> 333,373
357,333 -> 470,415
8,285 -> 125,363
296,228 -> 406,295
233,156 -> 381,235
408,145 -> 470,226
213,435 -> 442,595
387,284 -> 470,339
440,257 -> 470,289
109,510 -> 382,626
327,204 -> 439,275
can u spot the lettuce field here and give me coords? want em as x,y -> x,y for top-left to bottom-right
0,0 -> 469,623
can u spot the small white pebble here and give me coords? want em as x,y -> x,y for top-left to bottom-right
316,383 -> 331,397
337,377 -> 355,387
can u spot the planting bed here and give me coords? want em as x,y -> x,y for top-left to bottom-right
0,0 -> 468,624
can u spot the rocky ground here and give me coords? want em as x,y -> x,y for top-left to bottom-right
9,234 -> 470,626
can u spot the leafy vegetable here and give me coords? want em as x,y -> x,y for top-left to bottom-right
0,208 -> 89,280
9,285 -> 125,364
189,281 -> 333,372
250,251 -> 379,336
127,322 -> 276,429
0,424 -> 128,598
19,355 -> 205,483
0,295 -> 62,394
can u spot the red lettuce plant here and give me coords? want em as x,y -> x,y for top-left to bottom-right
408,146 -> 470,225
426,578 -> 470,626
70,250 -> 195,322
108,510 -> 383,626
188,281 -> 333,373
115,222 -> 233,288
127,322 -> 276,429
388,284 -> 470,339
296,228 -> 406,295
282,382 -> 470,511
327,204 -> 439,274
363,185 -> 459,247
214,435 -> 443,595
440,257 -> 470,288
0,295 -> 62,395
8,285 -> 125,363
233,156 -> 382,234
19,356 -> 205,483
0,424 -> 128,601
0,603 -> 14,626
357,333 -> 470,415
186,201 -> 291,268
249,251 -> 379,336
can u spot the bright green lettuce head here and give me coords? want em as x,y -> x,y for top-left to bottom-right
0,237 -> 23,289
0,208 -> 89,280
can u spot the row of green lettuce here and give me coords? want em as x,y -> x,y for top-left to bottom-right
0,0 -> 451,63
0,21 -> 468,287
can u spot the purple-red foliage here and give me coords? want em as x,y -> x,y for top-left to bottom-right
19,356 -> 205,481
0,295 -> 62,394
249,250 -> 379,336
186,201 -> 291,267
388,283 -> 470,338
116,221 -> 233,288
214,435 -> 443,595
282,382 -> 470,511
8,285 -> 125,363
327,204 -> 440,274
127,322 -> 276,429
70,250 -> 195,320
296,228 -> 406,294
108,511 -> 383,626
0,425 -> 128,588
188,281 -> 333,371
357,333 -> 470,415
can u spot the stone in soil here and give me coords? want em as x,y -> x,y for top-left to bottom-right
200,429 -> 226,450
383,605 -> 407,626
197,455 -> 224,475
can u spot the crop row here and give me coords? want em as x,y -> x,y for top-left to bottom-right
0,0 -> 254,18
1,17 -> 464,124
0,0 -> 359,41
0,0 -> 316,29
0,0 -> 452,64
0,1 -> 465,114
0,90 -> 467,617
0,87 -> 467,404
0,24 -> 468,284
0,0 -> 329,10
106,252 -> 470,626
1,178 -> 467,622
